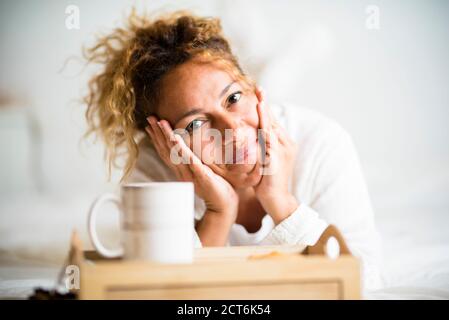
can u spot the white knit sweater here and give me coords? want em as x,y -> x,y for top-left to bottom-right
125,103 -> 383,293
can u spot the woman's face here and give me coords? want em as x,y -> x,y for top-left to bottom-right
156,59 -> 262,189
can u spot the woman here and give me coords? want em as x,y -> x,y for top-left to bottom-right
83,11 -> 383,292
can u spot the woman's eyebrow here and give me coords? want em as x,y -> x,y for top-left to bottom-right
219,81 -> 236,99
173,81 -> 236,126
174,108 -> 203,127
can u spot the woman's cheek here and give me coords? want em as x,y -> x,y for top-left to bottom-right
200,139 -> 220,165
240,96 -> 259,128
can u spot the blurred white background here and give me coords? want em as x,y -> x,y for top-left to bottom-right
0,0 -> 448,298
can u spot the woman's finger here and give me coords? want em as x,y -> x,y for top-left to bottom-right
261,128 -> 272,162
255,87 -> 287,147
145,125 -> 163,153
146,117 -> 165,152
174,134 -> 201,166
174,136 -> 220,192
157,121 -> 196,180
256,87 -> 276,129
158,119 -> 193,162
158,120 -> 177,154
147,123 -> 193,181
174,134 -> 214,183
158,120 -> 176,145
256,87 -> 268,130
147,116 -> 167,150
256,87 -> 275,162
161,127 -> 193,181
271,122 -> 286,144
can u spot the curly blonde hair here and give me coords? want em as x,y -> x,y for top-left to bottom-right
82,9 -> 253,183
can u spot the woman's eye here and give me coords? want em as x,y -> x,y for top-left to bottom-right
227,91 -> 242,106
186,119 -> 206,133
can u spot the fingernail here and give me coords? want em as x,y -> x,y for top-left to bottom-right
157,121 -> 163,129
174,133 -> 183,143
147,116 -> 155,124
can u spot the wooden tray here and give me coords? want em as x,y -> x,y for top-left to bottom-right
68,225 -> 360,300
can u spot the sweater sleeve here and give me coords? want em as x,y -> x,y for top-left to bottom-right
258,117 -> 383,292
259,203 -> 328,246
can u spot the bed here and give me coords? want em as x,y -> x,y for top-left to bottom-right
1,190 -> 448,299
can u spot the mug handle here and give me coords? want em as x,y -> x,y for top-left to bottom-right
87,193 -> 124,258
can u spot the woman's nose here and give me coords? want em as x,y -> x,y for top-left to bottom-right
215,112 -> 246,145
215,111 -> 240,132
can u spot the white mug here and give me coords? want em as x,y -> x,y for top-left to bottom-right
87,182 -> 194,263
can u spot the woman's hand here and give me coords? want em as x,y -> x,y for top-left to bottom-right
253,87 -> 299,225
145,116 -> 239,221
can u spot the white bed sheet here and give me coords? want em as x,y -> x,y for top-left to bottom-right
0,191 -> 118,299
367,207 -> 449,299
